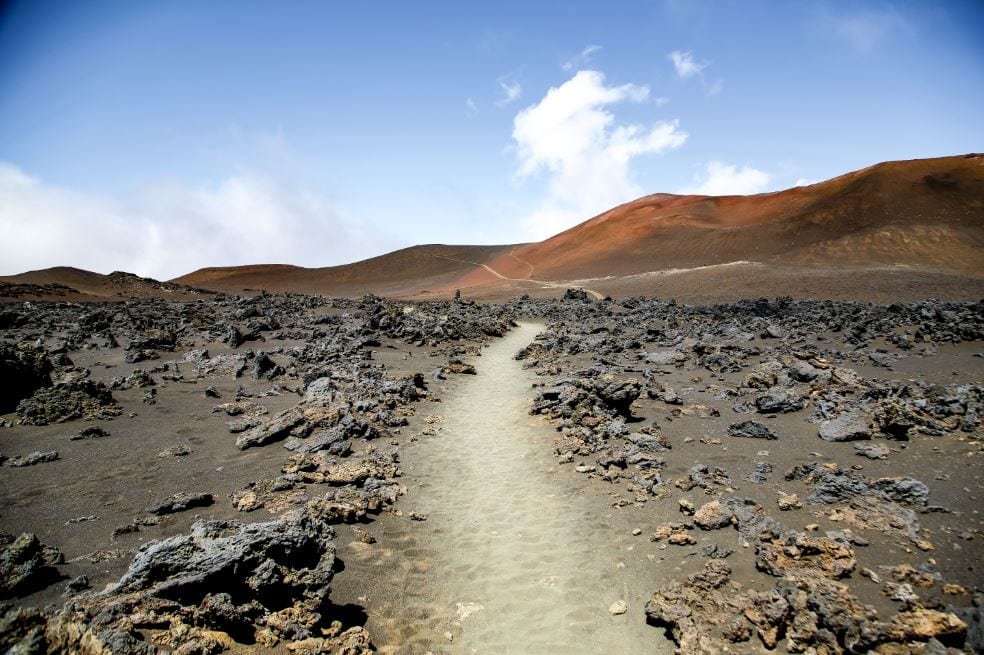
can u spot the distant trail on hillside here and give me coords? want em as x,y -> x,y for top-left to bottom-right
508,246 -> 536,278
433,254 -> 604,300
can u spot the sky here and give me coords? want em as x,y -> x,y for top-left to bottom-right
1,0 -> 982,279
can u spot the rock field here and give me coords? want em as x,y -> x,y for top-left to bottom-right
0,291 -> 981,653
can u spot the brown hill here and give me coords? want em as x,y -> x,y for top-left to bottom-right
172,153 -> 983,302
485,154 -> 984,283
172,244 -> 515,297
0,267 -> 214,302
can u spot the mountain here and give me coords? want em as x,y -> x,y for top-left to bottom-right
5,154 -> 983,303
180,153 -> 982,302
491,153 -> 983,282
0,267 -> 213,302
171,244 -> 515,296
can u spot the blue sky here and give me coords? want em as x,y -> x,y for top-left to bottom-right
1,0 -> 982,278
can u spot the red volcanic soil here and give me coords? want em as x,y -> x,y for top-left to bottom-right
489,154 -> 984,283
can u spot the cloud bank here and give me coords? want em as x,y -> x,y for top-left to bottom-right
0,162 -> 393,280
513,70 -> 687,240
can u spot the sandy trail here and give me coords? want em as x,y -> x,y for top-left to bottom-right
339,323 -> 669,654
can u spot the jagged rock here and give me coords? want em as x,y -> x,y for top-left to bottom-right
676,463 -> 734,491
0,342 -> 52,413
6,450 -> 59,467
890,609 -> 967,642
854,442 -> 890,459
0,531 -> 63,598
788,360 -> 819,382
787,462 -> 870,504
728,420 -> 778,440
819,410 -> 872,442
745,361 -> 784,389
755,388 -> 806,414
251,352 -> 282,380
650,523 -> 696,545
63,507 -> 344,650
744,461 -> 774,484
157,445 -> 192,457
0,605 -> 148,654
948,592 -> 984,653
64,574 -> 91,595
755,532 -> 857,579
777,491 -> 802,510
283,452 -> 398,487
284,625 -> 373,654
16,380 -> 121,425
873,399 -> 917,440
109,369 -> 155,390
305,377 -> 335,400
446,360 -> 476,375
69,426 -> 109,441
693,501 -> 734,530
870,477 -> 930,506
236,406 -> 308,449
595,378 -> 642,417
145,492 -> 215,515
291,412 -> 376,455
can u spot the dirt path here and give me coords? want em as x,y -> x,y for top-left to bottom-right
507,246 -> 536,279
433,254 -> 605,300
335,323 -> 670,654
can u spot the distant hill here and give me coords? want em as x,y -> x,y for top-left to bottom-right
0,267 -> 213,302
172,244 -> 515,296
5,154 -> 982,303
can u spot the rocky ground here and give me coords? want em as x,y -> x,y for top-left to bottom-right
0,293 -> 513,653
513,290 -> 983,654
0,291 -> 981,653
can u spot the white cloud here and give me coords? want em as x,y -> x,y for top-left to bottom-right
496,77 -> 522,107
0,162 -> 395,280
678,161 -> 772,196
465,97 -> 479,116
513,70 -> 687,240
563,44 -> 603,71
668,50 -> 706,78
668,50 -> 722,96
794,178 -> 813,187
835,8 -> 907,52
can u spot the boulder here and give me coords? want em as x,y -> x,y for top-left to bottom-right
0,343 -> 52,413
819,410 -> 872,442
145,492 -> 215,515
693,501 -> 734,530
0,531 -> 63,598
755,388 -> 806,414
728,421 -> 778,440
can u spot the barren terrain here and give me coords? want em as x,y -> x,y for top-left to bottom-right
1,292 -> 981,654
1,152 -> 982,653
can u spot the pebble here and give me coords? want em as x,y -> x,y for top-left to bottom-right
608,600 -> 628,615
